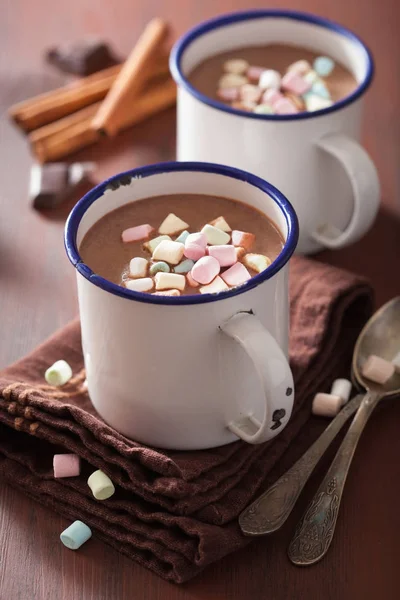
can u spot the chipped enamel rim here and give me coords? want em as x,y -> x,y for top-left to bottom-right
170,9 -> 374,121
65,162 -> 298,305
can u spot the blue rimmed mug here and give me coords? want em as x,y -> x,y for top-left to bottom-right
171,10 -> 380,255
65,162 -> 298,450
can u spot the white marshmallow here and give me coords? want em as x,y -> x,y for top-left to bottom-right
201,224 -> 230,246
362,355 -> 395,384
304,94 -> 333,112
199,276 -> 229,295
158,213 -> 189,235
218,73 -> 248,89
392,351 -> 400,372
210,216 -> 232,232
330,378 -> 352,404
243,253 -> 271,273
125,278 -> 154,292
143,235 -> 171,253
312,393 -> 342,417
259,69 -> 281,90
45,360 -> 73,387
129,257 -> 148,279
223,58 -> 249,75
287,60 -> 312,75
155,272 -> 186,291
152,240 -> 185,265
152,289 -> 181,296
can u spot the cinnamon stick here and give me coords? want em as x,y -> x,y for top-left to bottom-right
9,53 -> 169,132
92,18 -> 169,136
30,78 -> 176,163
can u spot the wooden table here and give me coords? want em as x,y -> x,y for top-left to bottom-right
1,1 -> 399,598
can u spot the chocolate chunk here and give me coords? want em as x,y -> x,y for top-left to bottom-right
30,162 -> 95,209
46,39 -> 120,76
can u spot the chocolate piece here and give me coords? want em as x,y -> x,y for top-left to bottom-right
46,39 -> 120,76
29,162 -> 95,209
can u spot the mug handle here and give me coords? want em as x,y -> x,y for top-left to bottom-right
220,312 -> 294,444
311,133 -> 380,249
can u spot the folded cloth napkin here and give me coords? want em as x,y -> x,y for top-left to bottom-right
0,256 -> 373,583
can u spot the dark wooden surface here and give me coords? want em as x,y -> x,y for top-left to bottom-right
1,1 -> 399,599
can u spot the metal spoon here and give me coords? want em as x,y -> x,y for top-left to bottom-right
288,297 -> 400,565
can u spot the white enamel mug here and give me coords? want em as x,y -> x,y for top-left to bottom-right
170,10 -> 380,255
65,162 -> 298,450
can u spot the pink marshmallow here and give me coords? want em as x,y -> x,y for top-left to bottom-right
274,97 -> 298,115
231,230 -> 255,250
221,262 -> 251,287
53,454 -> 80,478
185,232 -> 207,248
191,256 -> 220,284
246,65 -> 264,82
262,89 -> 283,106
281,71 -> 311,96
240,84 -> 262,103
121,224 -> 154,243
184,243 -> 206,261
208,245 -> 237,267
217,87 -> 239,102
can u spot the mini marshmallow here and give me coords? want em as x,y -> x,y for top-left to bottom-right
243,253 -> 271,273
311,81 -> 331,99
231,230 -> 255,250
87,469 -> 115,500
217,87 -> 239,102
303,69 -> 320,85
274,97 -> 298,115
210,216 -> 232,232
129,256 -> 148,278
149,261 -> 170,276
185,232 -> 207,248
186,272 -> 200,287
235,246 -> 246,260
259,69 -> 281,90
218,73 -> 248,89
153,289 -> 181,296
121,224 -> 154,243
201,224 -> 230,245
246,65 -> 265,82
262,89 -> 283,106
125,277 -> 154,292
184,243 -> 206,261
281,71 -> 311,96
200,276 -> 229,295
155,272 -> 186,291
313,56 -> 335,77
231,101 -> 257,112
223,58 -> 249,75
304,94 -> 333,112
221,262 -> 251,287
287,60 -> 312,75
53,454 -> 80,478
240,84 -> 262,103
45,360 -> 73,387
330,378 -> 352,405
284,92 -> 306,111
392,351 -> 400,371
143,234 -> 171,253
158,213 -> 189,235
152,240 -> 185,265
60,520 -> 92,550
175,230 -> 190,244
191,256 -> 220,285
361,355 -> 395,384
208,245 -> 237,267
174,259 -> 195,274
312,393 -> 342,417
253,103 -> 274,115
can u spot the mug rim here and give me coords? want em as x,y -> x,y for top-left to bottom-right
169,9 -> 374,122
64,161 -> 299,306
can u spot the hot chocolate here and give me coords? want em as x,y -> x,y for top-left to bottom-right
79,193 -> 284,296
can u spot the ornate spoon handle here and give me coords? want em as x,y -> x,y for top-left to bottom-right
239,394 -> 364,535
288,390 -> 381,565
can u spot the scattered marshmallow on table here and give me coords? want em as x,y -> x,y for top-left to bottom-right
201,224 -> 230,246
174,259 -> 195,274
330,378 -> 352,405
53,454 -> 80,478
200,276 -> 229,295
361,355 -> 395,384
258,69 -> 281,90
313,56 -> 335,77
143,234 -> 171,253
158,213 -> 189,235
210,216 -> 231,232
220,262 -> 251,287
312,393 -> 342,417
152,240 -> 184,265
223,58 -> 249,75
191,256 -> 220,285
129,257 -> 148,279
281,71 -> 312,95
121,224 -> 154,243
125,277 -> 154,292
155,272 -> 186,291
45,360 -> 72,387
60,520 -> 92,550
208,245 -> 237,267
153,289 -> 181,296
231,230 -> 255,251
149,261 -> 170,276
218,73 -> 248,89
87,469 -> 115,500
175,230 -> 189,244
243,253 -> 271,273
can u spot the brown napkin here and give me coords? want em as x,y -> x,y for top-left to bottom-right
0,256 -> 373,583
